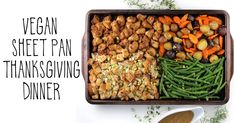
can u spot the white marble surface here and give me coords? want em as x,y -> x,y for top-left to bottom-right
0,0 -> 233,123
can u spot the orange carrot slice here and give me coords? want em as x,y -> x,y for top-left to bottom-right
158,17 -> 167,24
181,14 -> 189,22
196,15 -> 207,20
164,15 -> 173,23
189,34 -> 198,44
198,19 -> 203,25
203,18 -> 210,25
184,46 -> 196,53
202,48 -> 209,59
195,31 -> 203,39
182,35 -> 189,38
219,36 -> 223,49
173,16 -> 181,24
203,45 -> 220,59
159,43 -> 165,57
208,34 -> 218,40
179,20 -> 190,28
217,49 -> 225,55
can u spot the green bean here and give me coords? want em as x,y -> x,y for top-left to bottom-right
203,58 -> 221,67
171,91 -> 197,99
184,60 -> 204,68
171,76 -> 201,87
214,71 -> 221,84
187,73 -> 196,78
159,72 -> 164,94
186,84 -> 217,91
171,67 -> 202,74
163,75 -> 180,87
197,90 -> 216,98
174,74 -> 210,84
194,70 -> 206,78
160,96 -> 170,99
170,68 -> 195,74
205,76 -> 216,82
215,81 -> 226,94
167,92 -> 181,99
203,96 -> 220,100
200,67 -> 223,80
171,85 -> 208,95
161,81 -> 169,97
186,53 -> 194,61
159,56 -> 225,100
185,60 -> 199,70
218,57 -> 225,68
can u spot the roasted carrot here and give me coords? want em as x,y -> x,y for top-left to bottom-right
203,45 -> 220,59
196,15 -> 207,20
189,34 -> 198,44
182,35 -> 189,38
181,13 -> 188,22
198,19 -> 203,25
159,43 -> 165,57
184,46 -> 196,53
202,48 -> 209,59
219,36 -> 223,49
217,49 -> 225,55
195,31 -> 203,39
203,18 -> 210,25
158,17 -> 167,24
208,16 -> 222,25
164,16 -> 173,24
173,16 -> 181,24
208,34 -> 218,40
179,21 -> 190,28
208,45 -> 220,54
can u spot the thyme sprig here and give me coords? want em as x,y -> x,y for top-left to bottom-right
131,105 -> 171,123
125,0 -> 178,10
200,106 -> 228,123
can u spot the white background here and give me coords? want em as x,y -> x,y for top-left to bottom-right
0,0 -> 233,123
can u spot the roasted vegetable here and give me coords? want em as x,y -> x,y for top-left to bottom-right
170,23 -> 179,32
209,54 -> 219,63
193,51 -> 202,60
218,25 -> 227,36
209,21 -> 219,30
164,42 -> 173,50
197,39 -> 208,50
200,25 -> 210,33
165,51 -> 176,59
172,43 -> 183,52
176,51 -> 186,59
